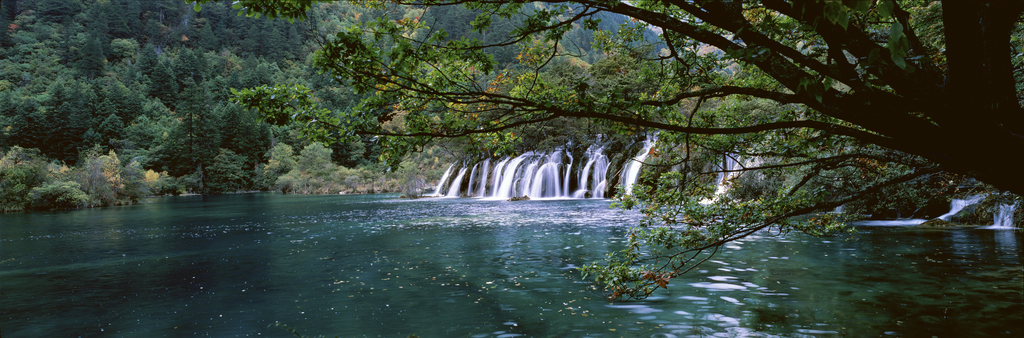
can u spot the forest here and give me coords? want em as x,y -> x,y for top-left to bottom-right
0,0 -> 673,212
0,1 -> 468,211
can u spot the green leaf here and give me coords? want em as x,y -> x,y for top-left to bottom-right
888,22 -> 908,69
867,47 -> 883,66
876,0 -> 894,19
847,0 -> 871,14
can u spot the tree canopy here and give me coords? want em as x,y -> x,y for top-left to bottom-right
216,0 -> 1024,299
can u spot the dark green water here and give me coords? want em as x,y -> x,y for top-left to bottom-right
1,193 -> 1021,337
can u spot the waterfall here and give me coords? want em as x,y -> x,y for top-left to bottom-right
590,148 -> 610,198
445,167 -> 469,197
519,160 -> 540,198
992,203 -> 1017,228
476,159 -> 490,198
621,137 -> 656,196
466,164 -> 479,197
494,155 -> 528,199
433,165 -> 454,196
699,154 -> 744,204
441,144 -> 617,200
528,155 -> 563,198
574,145 -> 609,198
562,153 -> 573,197
715,154 -> 742,196
490,158 -> 510,198
937,195 -> 985,221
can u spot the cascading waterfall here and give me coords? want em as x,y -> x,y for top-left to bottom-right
445,167 -> 469,197
490,158 -> 510,198
621,137 -> 656,196
476,159 -> 490,197
715,154 -> 743,196
938,195 -> 985,221
574,145 -> 609,198
699,153 -> 745,204
527,151 -> 564,198
467,164 -> 479,197
562,153 -> 573,197
495,155 -> 528,199
992,203 -> 1017,228
519,159 -> 540,198
435,146 -> 616,200
433,165 -> 454,196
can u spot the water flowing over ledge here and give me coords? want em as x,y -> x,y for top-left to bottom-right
430,136 -> 657,200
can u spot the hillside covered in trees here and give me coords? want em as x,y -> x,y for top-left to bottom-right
0,1 -> 418,211
0,0 -> 660,211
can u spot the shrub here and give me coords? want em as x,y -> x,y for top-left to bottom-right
28,181 -> 89,210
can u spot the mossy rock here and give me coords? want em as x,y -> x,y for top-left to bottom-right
918,218 -> 958,227
508,195 -> 531,201
949,196 -> 1001,225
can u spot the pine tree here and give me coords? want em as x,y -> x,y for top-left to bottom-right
99,81 -> 143,122
98,113 -> 124,142
80,128 -> 103,151
44,81 -> 92,164
77,34 -> 106,78
0,0 -> 16,50
8,97 -> 45,150
148,61 -> 178,107
196,21 -> 219,52
136,43 -> 159,76
38,0 -> 81,24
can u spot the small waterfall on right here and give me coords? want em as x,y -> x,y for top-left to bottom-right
700,154 -> 743,204
573,145 -> 609,198
714,155 -> 742,196
992,203 -> 1017,228
621,136 -> 656,196
937,195 -> 985,221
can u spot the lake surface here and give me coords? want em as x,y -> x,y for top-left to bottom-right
1,193 -> 1021,337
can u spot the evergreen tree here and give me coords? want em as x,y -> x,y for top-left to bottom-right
80,128 -> 103,151
220,104 -> 270,167
107,0 -> 140,40
7,97 -> 45,150
136,43 -> 159,76
99,81 -> 143,123
161,81 -> 221,178
98,113 -> 124,143
77,34 -> 106,78
37,0 -> 81,24
0,0 -> 16,50
196,20 -> 220,51
148,61 -> 178,107
144,18 -> 163,46
174,48 -> 205,85
0,0 -> 16,22
44,81 -> 92,164
84,2 -> 112,54
205,148 -> 247,193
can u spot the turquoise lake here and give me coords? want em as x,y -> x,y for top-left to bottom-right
1,193 -> 1021,337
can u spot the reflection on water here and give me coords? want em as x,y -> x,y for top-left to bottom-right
1,193 -> 1021,337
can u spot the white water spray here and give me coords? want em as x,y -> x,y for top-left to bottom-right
621,137 -> 656,196
433,165 -> 454,196
476,159 -> 490,197
445,167 -> 468,197
937,195 -> 985,221
992,203 -> 1017,228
